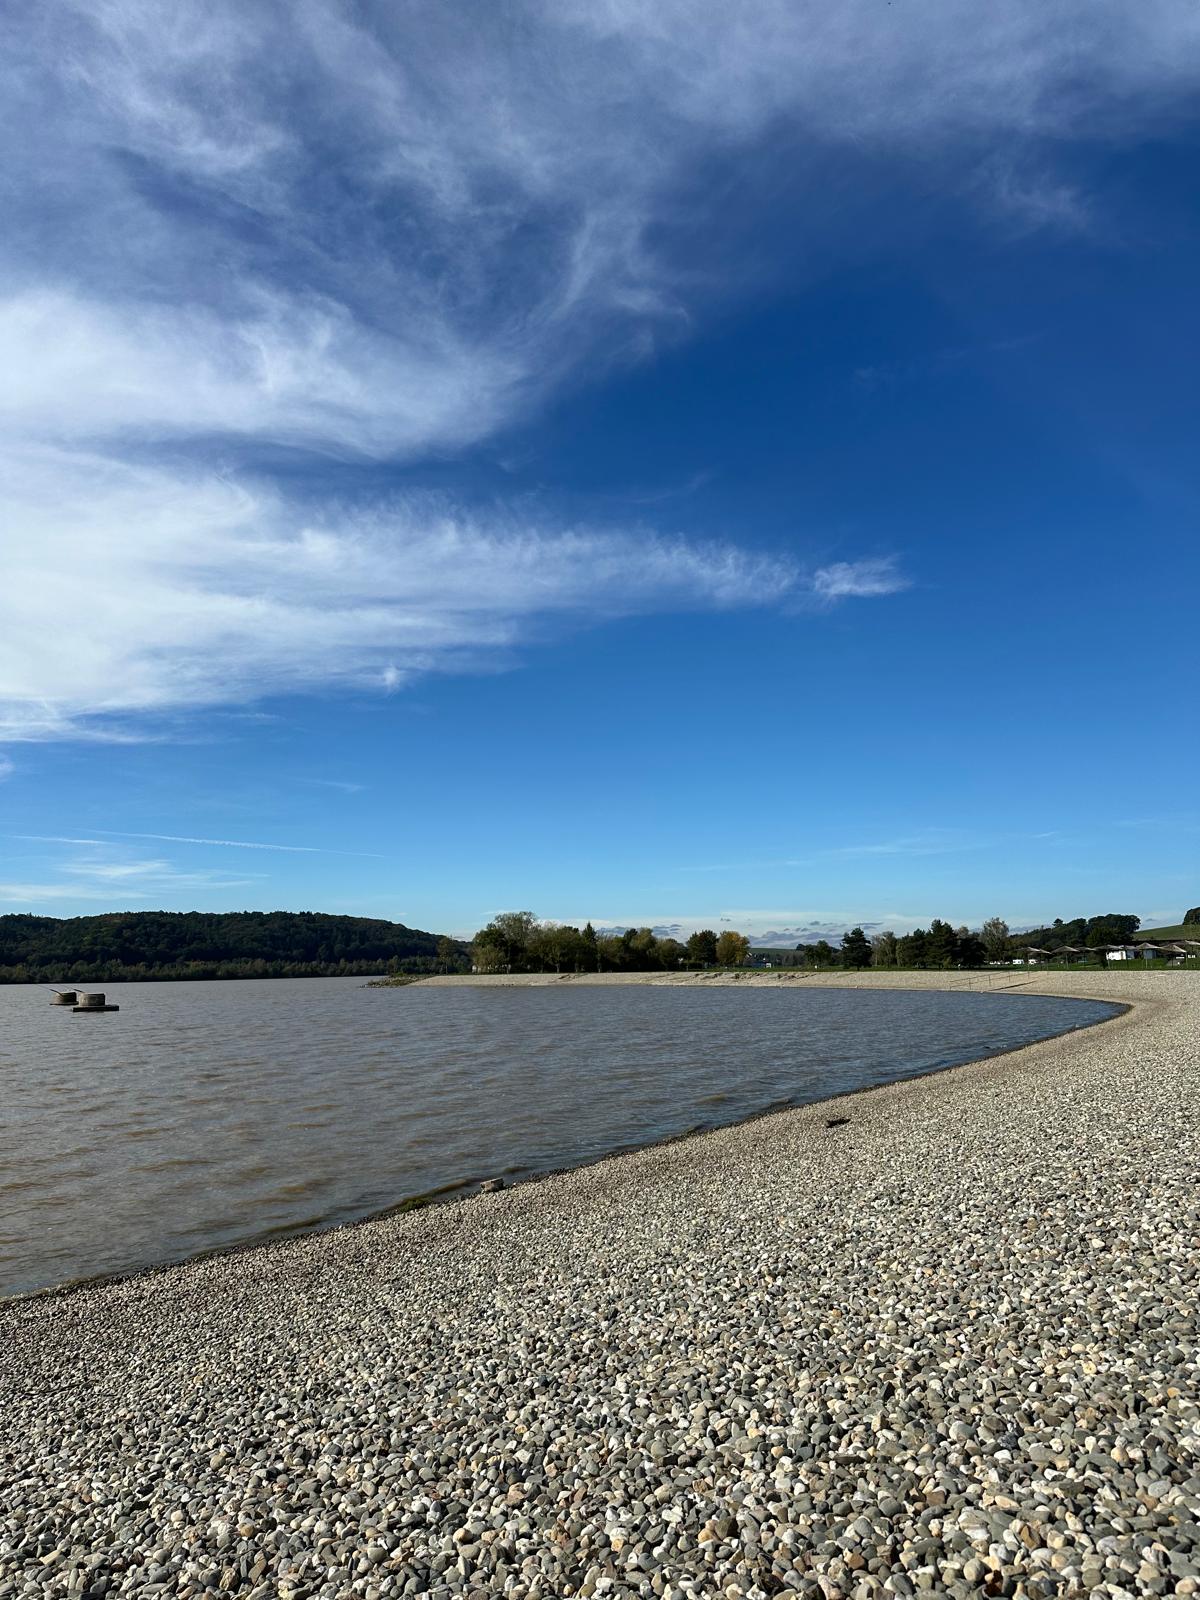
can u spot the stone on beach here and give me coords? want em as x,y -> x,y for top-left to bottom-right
0,971 -> 1197,1600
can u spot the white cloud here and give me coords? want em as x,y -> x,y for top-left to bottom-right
0,840 -> 261,904
574,907 -> 930,940
4,1 -> 1197,461
16,836 -> 106,847
0,447 -> 847,738
2,0 -> 1195,737
812,558 -> 910,602
0,866 -> 256,902
0,881 -> 131,903
94,831 -> 383,857
0,289 -> 519,460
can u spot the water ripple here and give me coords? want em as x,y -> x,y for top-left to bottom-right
0,977 -> 1117,1297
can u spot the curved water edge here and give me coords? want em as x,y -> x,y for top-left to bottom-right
0,979 -> 1124,1301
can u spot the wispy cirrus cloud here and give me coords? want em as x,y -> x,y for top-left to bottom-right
301,779 -> 366,795
819,831 -> 984,859
812,558 -> 910,603
5,0 -> 1193,459
0,881 -> 134,903
95,831 -> 384,858
0,449 -> 876,740
0,845 -> 260,904
3,0 -> 1196,740
18,830 -> 380,857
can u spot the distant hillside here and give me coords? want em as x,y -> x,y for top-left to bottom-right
1135,923 -> 1200,943
0,910 -> 467,983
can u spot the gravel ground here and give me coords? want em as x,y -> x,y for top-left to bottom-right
1,972 -> 1197,1600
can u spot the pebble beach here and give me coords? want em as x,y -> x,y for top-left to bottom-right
1,971 -> 1197,1600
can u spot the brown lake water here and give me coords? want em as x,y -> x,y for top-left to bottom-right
0,979 -> 1119,1298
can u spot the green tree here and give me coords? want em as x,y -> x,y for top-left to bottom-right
925,918 -> 957,968
686,929 -> 718,966
1185,906 -> 1200,927
715,930 -> 750,967
805,939 -> 837,968
1084,913 -> 1141,947
840,927 -> 872,968
980,917 -> 1009,963
529,921 -> 584,972
896,928 -> 928,967
871,930 -> 898,968
627,927 -> 659,963
471,935 -> 506,973
472,910 -> 536,972
581,921 -> 599,971
955,926 -> 985,967
556,925 -> 588,971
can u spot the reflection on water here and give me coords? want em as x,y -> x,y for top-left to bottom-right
0,979 -> 1117,1297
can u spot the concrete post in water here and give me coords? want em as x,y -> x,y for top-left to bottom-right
50,990 -> 78,1006
72,992 -> 120,1012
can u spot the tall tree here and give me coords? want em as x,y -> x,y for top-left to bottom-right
1085,913 -> 1141,947
1185,906 -> 1200,927
472,910 -> 536,972
925,918 -> 958,968
529,921 -> 585,972
840,927 -> 872,968
896,928 -> 928,967
980,917 -> 1010,963
686,929 -> 718,966
805,939 -> 837,968
715,930 -> 750,967
871,930 -> 898,968
471,934 -> 506,973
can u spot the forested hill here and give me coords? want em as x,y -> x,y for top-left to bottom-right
0,911 -> 466,983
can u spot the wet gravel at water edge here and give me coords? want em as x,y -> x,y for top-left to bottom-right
1,972 -> 1198,1600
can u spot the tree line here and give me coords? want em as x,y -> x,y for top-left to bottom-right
472,912 -> 751,974
795,910 -> 1151,968
799,920 -> 984,969
471,908 -> 1157,975
0,911 -> 468,984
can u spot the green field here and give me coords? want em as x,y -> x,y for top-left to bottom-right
1137,923 -> 1200,942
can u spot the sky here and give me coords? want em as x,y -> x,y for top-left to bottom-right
1,0 -> 1198,942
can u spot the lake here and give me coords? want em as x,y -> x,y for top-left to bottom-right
0,979 -> 1118,1298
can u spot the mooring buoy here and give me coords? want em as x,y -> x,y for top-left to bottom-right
72,991 -> 120,1013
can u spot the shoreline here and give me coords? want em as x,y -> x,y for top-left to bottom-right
5,978 -> 1128,1308
2,972 -> 1196,1600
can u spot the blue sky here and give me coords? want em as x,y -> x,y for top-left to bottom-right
1,0 -> 1198,940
